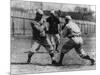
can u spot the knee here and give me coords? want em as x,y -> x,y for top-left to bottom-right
49,45 -> 54,50
76,48 -> 88,58
49,50 -> 54,57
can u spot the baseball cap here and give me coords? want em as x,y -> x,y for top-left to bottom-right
65,15 -> 72,20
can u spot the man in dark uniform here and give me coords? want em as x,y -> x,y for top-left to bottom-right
46,10 -> 60,53
25,9 -> 56,64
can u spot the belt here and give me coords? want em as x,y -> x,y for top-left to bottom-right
68,34 -> 81,38
73,35 -> 81,37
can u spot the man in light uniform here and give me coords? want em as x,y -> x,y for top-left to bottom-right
57,16 -> 95,65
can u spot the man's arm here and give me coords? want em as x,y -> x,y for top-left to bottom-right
61,25 -> 72,38
46,17 -> 51,23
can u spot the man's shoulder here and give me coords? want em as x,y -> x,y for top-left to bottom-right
46,16 -> 51,21
68,21 -> 78,26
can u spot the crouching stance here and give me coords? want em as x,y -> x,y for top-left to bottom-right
25,9 -> 56,64
58,16 -> 95,66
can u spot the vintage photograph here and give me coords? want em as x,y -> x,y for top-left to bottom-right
11,0 -> 96,74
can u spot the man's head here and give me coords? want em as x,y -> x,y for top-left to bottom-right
57,10 -> 62,17
50,10 -> 56,16
35,9 -> 44,21
36,9 -> 44,15
65,15 -> 72,24
65,16 -> 72,20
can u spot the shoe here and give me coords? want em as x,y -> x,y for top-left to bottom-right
58,63 -> 63,66
52,60 -> 63,66
27,51 -> 34,64
52,60 -> 57,64
90,59 -> 95,65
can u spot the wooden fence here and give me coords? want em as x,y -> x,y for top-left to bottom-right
11,16 -> 96,38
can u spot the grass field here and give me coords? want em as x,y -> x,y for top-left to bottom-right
11,34 -> 96,74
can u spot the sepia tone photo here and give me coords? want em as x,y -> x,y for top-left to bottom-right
10,0 -> 96,74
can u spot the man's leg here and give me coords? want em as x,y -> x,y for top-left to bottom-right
44,35 -> 57,65
43,44 -> 57,65
58,52 -> 65,65
55,34 -> 60,52
75,44 -> 95,65
50,35 -> 60,52
51,35 -> 56,49
72,36 -> 95,65
55,34 -> 60,44
58,39 -> 74,65
49,50 -> 57,65
27,42 -> 41,63
46,35 -> 54,51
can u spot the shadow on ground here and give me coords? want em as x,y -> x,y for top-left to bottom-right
11,62 -> 84,67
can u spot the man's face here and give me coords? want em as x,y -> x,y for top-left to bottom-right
65,18 -> 70,24
50,13 -> 54,17
59,17 -> 65,23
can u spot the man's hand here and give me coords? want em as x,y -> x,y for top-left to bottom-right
40,31 -> 46,36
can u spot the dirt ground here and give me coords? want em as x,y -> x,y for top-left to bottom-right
11,34 -> 96,75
